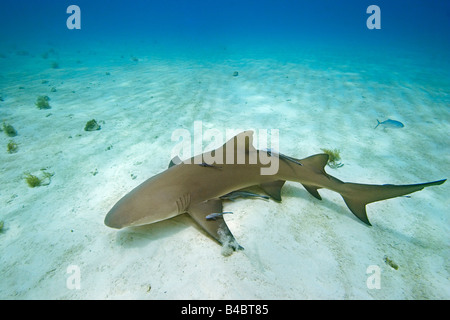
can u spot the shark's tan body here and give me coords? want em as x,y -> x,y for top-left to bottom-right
105,131 -> 446,250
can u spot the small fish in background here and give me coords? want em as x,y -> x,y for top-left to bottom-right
374,119 -> 405,129
206,212 -> 233,221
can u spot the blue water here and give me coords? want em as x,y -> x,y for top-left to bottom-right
1,0 -> 449,53
1,0 -> 449,88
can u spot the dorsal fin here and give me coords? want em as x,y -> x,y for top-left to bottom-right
300,153 -> 329,173
168,156 -> 182,168
219,130 -> 257,164
222,130 -> 256,153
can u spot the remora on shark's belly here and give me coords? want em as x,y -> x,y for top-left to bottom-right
104,131 -> 446,251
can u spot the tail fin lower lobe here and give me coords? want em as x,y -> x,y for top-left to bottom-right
341,179 -> 446,225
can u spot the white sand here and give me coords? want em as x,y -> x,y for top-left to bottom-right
0,42 -> 448,299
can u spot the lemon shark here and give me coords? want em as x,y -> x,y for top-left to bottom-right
105,131 -> 446,251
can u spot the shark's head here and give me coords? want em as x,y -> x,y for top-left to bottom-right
104,197 -> 134,229
104,178 -> 181,229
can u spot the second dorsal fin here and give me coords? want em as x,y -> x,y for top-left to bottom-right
300,153 -> 329,174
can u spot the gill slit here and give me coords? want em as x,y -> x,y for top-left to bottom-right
176,193 -> 191,214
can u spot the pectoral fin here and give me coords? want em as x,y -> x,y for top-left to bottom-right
188,198 -> 243,251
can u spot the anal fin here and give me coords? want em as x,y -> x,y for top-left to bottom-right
301,184 -> 322,200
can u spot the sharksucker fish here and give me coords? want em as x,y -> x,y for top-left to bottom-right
206,212 -> 233,221
105,131 -> 446,252
375,119 -> 405,129
265,148 -> 303,166
220,191 -> 270,201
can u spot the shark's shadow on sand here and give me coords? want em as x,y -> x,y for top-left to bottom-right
114,215 -> 192,249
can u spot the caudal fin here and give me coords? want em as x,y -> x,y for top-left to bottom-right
341,179 -> 446,225
374,119 -> 381,129
281,152 -> 445,226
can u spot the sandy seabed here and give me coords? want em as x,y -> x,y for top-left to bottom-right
0,43 -> 449,299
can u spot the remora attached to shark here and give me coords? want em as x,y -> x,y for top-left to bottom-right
105,131 -> 446,251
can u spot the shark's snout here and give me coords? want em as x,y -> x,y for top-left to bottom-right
104,208 -> 124,229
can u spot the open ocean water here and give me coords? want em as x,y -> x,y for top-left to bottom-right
0,0 -> 449,301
